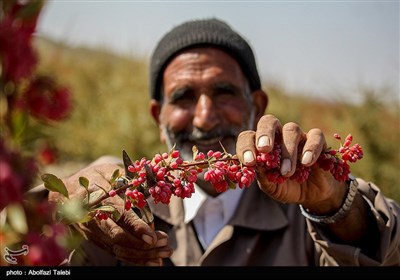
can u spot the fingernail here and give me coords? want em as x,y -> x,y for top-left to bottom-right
142,234 -> 153,245
301,151 -> 313,165
280,159 -> 291,175
155,238 -> 168,248
243,151 -> 255,164
257,136 -> 271,148
158,250 -> 172,258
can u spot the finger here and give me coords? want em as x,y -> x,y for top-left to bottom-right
255,114 -> 282,153
115,209 -> 158,247
254,164 -> 278,195
91,218 -> 172,263
145,258 -> 163,266
108,218 -> 155,249
236,130 -> 257,166
102,194 -> 158,246
112,243 -> 172,262
74,219 -> 113,252
280,122 -> 305,177
301,128 -> 326,166
81,216 -> 155,253
155,231 -> 169,248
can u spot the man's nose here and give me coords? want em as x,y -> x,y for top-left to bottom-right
193,94 -> 220,131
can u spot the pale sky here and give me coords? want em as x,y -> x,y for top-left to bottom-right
37,0 -> 399,104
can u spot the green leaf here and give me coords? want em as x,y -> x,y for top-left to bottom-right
58,199 -> 87,224
42,173 -> 69,198
83,189 -> 106,208
79,176 -> 89,190
78,215 -> 94,223
110,169 -> 121,184
111,209 -> 122,222
7,203 -> 28,234
94,205 -> 116,213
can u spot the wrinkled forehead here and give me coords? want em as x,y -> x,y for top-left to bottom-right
163,46 -> 243,76
167,45 -> 239,64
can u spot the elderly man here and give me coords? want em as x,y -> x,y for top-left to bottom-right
51,18 -> 399,266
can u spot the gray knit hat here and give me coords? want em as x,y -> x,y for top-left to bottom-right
150,18 -> 261,101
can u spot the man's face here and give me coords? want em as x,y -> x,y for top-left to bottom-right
155,47 -> 257,161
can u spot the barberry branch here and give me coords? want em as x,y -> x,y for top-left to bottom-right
74,133 -> 363,222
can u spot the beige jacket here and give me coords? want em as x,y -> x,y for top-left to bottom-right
74,178 -> 400,266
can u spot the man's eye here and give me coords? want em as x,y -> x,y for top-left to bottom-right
214,89 -> 238,100
216,89 -> 235,96
214,84 -> 239,97
169,89 -> 195,104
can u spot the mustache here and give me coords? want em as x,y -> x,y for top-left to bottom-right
169,127 -> 241,143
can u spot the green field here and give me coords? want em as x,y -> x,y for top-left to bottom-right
34,37 -> 400,202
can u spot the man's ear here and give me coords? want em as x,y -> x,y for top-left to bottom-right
149,99 -> 167,144
149,99 -> 161,124
252,89 -> 268,122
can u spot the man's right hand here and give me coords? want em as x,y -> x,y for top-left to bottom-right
48,160 -> 172,266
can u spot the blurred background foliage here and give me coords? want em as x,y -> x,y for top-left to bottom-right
34,36 -> 400,202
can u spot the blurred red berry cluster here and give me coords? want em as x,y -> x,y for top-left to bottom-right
0,0 -> 72,266
0,140 -> 37,210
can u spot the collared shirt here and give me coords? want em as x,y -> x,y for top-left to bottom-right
183,185 -> 244,249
